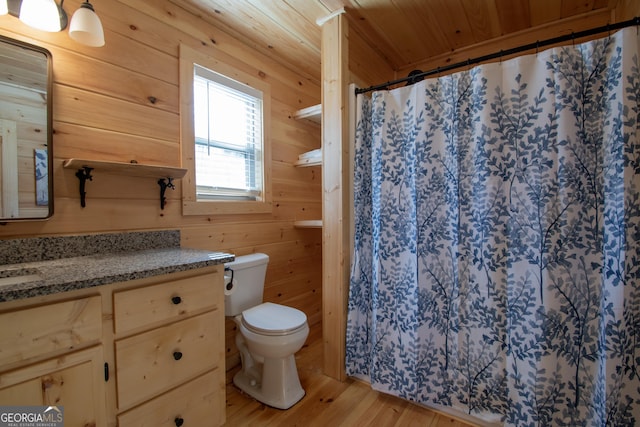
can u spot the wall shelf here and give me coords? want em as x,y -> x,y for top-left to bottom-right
63,159 -> 187,179
293,220 -> 322,228
292,106 -> 322,224
293,104 -> 321,124
293,105 -> 322,227
294,105 -> 322,167
63,159 -> 187,210
294,153 -> 322,167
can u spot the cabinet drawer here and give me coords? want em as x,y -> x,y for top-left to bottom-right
115,310 -> 222,410
0,296 -> 101,368
117,370 -> 224,427
114,272 -> 220,335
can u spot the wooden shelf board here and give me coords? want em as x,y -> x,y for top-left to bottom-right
294,157 -> 322,167
294,104 -> 321,124
63,158 -> 187,179
294,220 -> 322,228
295,148 -> 322,167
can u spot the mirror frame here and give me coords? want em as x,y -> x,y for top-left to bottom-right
0,35 -> 53,222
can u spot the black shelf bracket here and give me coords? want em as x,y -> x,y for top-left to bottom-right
75,166 -> 93,208
158,177 -> 175,210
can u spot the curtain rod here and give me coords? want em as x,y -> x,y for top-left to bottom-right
355,16 -> 640,95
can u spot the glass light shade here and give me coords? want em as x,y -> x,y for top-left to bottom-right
0,0 -> 8,16
19,0 -> 62,32
69,2 -> 104,47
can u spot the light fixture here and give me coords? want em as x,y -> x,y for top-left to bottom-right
5,0 -> 104,47
19,0 -> 65,32
69,0 -> 104,47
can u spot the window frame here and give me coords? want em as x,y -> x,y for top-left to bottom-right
179,44 -> 272,215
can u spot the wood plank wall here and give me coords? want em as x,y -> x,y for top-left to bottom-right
396,4 -> 640,81
0,0 -> 323,372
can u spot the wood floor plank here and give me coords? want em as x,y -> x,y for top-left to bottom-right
313,379 -> 371,426
329,382 -> 381,426
394,402 -> 439,426
223,334 -> 477,427
223,376 -> 259,419
269,374 -> 341,427
353,392 -> 411,425
432,414 -> 475,427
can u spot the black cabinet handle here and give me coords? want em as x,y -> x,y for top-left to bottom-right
171,296 -> 182,305
174,417 -> 184,427
173,351 -> 183,361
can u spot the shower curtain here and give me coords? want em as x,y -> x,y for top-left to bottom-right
346,27 -> 640,426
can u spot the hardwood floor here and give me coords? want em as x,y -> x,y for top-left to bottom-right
223,330 -> 477,426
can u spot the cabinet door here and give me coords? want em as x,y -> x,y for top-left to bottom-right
0,346 -> 107,427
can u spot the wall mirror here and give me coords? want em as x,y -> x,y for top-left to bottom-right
0,35 -> 53,221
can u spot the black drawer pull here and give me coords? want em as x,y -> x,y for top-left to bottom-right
171,296 -> 182,305
174,417 -> 184,427
173,351 -> 183,361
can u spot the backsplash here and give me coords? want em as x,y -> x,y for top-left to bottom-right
0,230 -> 181,265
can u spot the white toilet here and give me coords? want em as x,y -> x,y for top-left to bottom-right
224,253 -> 309,409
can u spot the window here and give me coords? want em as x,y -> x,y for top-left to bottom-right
194,65 -> 263,200
180,45 -> 272,215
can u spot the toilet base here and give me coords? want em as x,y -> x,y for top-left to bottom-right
233,354 -> 305,410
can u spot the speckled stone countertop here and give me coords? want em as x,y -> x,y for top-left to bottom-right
0,230 -> 234,303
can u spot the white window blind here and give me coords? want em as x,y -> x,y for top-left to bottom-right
193,64 -> 264,201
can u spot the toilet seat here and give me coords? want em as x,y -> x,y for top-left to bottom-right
242,302 -> 307,336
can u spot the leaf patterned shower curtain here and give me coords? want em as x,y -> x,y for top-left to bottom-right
346,27 -> 640,426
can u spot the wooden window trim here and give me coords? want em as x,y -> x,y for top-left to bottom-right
179,44 -> 272,216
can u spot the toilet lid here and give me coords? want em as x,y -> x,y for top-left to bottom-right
242,302 -> 307,335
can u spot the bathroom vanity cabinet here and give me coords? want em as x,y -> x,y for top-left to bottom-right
0,296 -> 106,426
0,267 -> 226,427
114,271 -> 224,426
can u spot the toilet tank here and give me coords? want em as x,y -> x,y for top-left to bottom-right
224,253 -> 269,316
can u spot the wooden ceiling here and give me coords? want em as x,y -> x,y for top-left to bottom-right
175,0 -> 624,83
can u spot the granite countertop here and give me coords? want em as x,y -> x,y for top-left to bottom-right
0,230 -> 234,303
